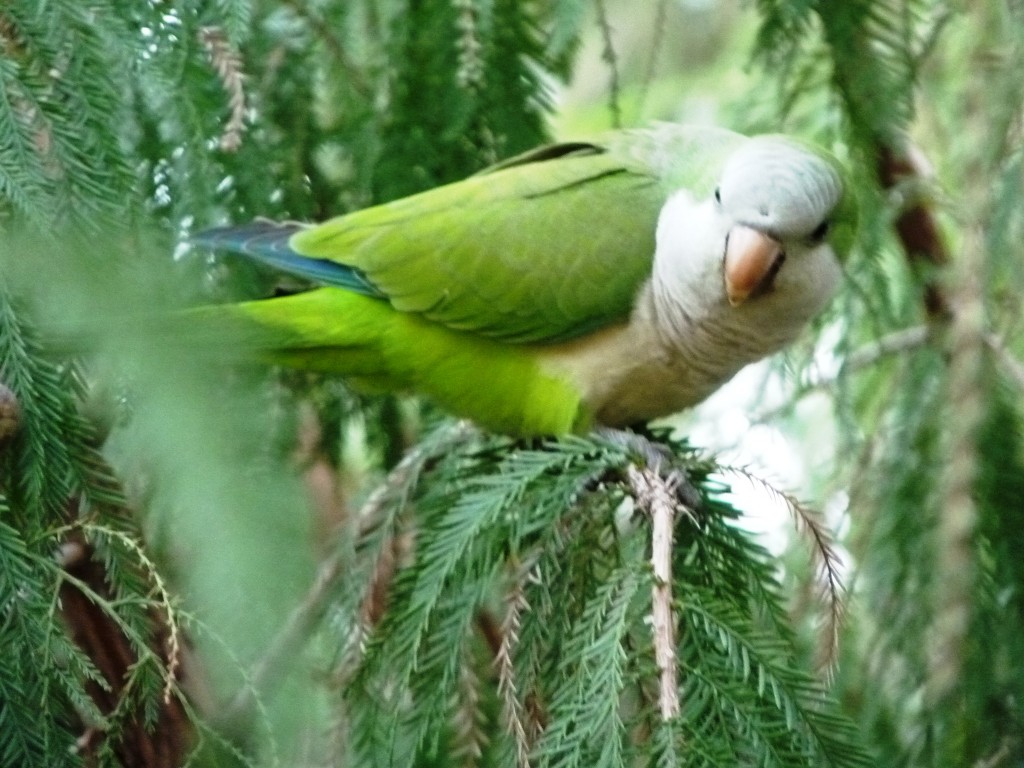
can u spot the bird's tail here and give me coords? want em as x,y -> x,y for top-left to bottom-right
192,221 -> 385,297
182,288 -> 396,380
47,285 -> 587,436
44,284 -> 394,388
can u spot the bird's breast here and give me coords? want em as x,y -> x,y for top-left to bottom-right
536,284 -> 814,427
537,323 -> 724,427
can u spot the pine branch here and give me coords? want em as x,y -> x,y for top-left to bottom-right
0,2 -> 136,230
680,594 -> 871,767
199,26 -> 247,152
536,563 -> 638,768
497,566 -> 535,768
307,426 -> 876,765
454,0 -> 485,90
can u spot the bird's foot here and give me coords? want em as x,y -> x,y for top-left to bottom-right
593,426 -> 703,512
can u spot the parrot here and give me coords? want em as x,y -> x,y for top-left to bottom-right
191,123 -> 856,437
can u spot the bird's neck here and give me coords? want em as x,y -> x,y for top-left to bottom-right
644,277 -> 806,383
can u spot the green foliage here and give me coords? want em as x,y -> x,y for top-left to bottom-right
3,1 -> 1023,767
337,433 -> 870,768
752,0 -> 938,142
745,2 -> 1024,767
0,282 -> 179,767
0,1 -> 136,230
373,0 -> 561,201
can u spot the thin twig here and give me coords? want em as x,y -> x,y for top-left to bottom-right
751,325 -> 931,423
634,0 -> 669,120
223,543 -> 343,721
842,325 -> 931,372
757,325 -> 1024,424
720,468 -> 846,675
594,0 -> 622,129
985,332 -> 1024,392
973,738 -> 1013,768
627,465 -> 682,720
279,0 -> 373,97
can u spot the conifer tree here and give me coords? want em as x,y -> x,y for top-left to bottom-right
1,1 -> 1022,766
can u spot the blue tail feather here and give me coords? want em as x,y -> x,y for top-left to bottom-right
192,220 -> 385,298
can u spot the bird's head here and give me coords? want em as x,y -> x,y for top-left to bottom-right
655,135 -> 856,319
716,136 -> 854,306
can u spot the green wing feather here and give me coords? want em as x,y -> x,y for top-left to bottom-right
289,124 -> 746,344
197,288 -> 589,435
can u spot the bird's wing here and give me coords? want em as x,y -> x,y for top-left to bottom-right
197,125 -> 745,344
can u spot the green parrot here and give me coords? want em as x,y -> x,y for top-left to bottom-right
193,124 -> 856,436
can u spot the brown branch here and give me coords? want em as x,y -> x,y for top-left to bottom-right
0,380 -> 20,448
929,225 -> 985,703
475,608 -> 504,660
626,464 -> 683,721
877,144 -> 951,319
59,536 -> 192,768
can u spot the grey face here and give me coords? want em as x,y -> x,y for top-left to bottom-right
716,138 -> 843,242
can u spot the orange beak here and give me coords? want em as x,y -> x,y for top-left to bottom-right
723,225 -> 784,306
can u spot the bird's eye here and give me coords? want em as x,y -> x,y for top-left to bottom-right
810,219 -> 831,242
714,187 -> 721,204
